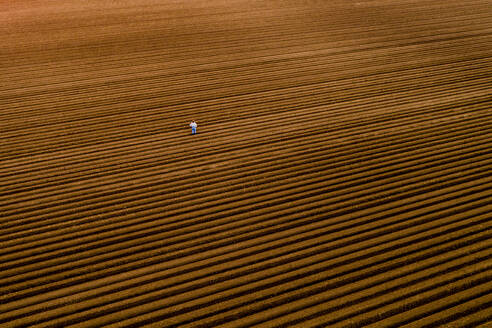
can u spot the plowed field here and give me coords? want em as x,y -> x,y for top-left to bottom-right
1,0 -> 491,327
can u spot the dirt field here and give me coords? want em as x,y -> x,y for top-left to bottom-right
1,0 -> 491,327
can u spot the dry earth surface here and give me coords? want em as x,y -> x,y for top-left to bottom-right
1,0 -> 492,327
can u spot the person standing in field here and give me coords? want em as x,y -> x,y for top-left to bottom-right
190,120 -> 197,135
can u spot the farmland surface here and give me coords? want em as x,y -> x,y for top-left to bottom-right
1,0 -> 492,327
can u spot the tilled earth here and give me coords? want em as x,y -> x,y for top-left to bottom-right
1,0 -> 491,327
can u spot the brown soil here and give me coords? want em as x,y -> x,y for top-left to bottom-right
1,0 -> 491,327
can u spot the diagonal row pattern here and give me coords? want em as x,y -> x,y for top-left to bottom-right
1,0 -> 491,327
